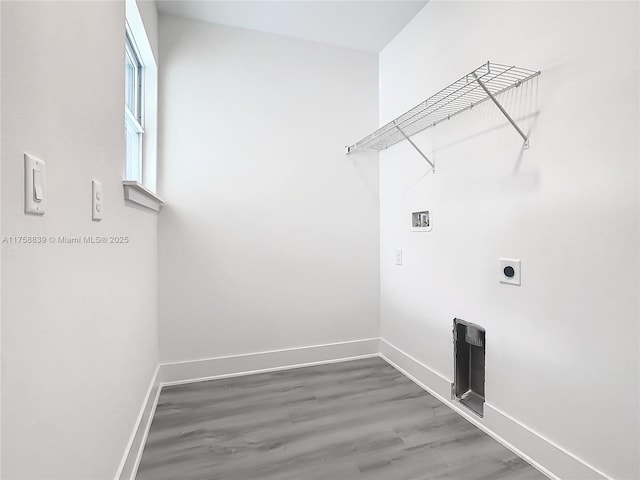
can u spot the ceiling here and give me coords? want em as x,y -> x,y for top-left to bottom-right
155,1 -> 428,53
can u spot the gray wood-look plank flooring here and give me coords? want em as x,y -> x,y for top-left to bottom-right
137,357 -> 547,480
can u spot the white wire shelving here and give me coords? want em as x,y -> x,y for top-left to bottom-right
346,62 -> 541,172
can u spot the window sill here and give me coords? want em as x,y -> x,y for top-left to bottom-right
123,181 -> 164,213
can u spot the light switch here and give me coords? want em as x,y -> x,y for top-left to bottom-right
24,153 -> 45,215
33,171 -> 44,200
92,180 -> 103,221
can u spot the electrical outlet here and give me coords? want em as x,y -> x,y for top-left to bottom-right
92,180 -> 103,221
500,258 -> 521,286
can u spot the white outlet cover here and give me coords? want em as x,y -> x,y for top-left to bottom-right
395,249 -> 402,266
92,180 -> 103,221
500,258 -> 521,286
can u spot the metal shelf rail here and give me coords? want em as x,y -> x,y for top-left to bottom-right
346,62 -> 541,172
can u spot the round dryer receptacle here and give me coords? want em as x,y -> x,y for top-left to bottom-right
503,266 -> 515,278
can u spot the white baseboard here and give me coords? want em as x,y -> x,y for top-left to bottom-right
159,338 -> 380,386
379,339 -> 609,480
117,338 -> 609,480
115,339 -> 378,480
114,366 -> 161,480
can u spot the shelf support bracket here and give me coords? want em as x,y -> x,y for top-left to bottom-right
394,125 -> 435,172
472,72 -> 530,149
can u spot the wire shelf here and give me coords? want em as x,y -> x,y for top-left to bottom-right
347,62 -> 540,154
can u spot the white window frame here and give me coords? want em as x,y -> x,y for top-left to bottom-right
125,27 -> 144,183
123,0 -> 163,212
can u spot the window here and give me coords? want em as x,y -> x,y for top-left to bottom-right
123,0 -> 162,211
125,28 -> 144,183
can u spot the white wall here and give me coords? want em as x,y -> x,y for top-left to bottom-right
136,0 -> 159,64
1,2 -> 159,478
379,2 -> 639,479
157,15 -> 379,363
0,1 -> 3,476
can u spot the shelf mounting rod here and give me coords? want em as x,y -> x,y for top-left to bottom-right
394,124 -> 435,171
472,72 -> 530,149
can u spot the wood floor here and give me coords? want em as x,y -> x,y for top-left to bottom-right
137,357 -> 547,480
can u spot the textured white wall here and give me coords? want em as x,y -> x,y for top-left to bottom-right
379,2 -> 639,479
157,15 -> 380,363
1,2 -> 159,478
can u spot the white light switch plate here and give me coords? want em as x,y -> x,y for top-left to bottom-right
92,180 -> 103,221
500,258 -> 521,286
24,153 -> 45,215
396,249 -> 403,266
